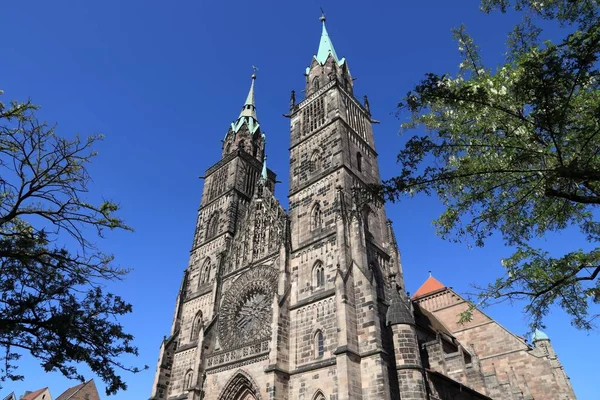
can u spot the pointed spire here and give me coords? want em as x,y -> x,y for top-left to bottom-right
239,71 -> 257,120
532,328 -> 550,342
231,69 -> 260,134
261,155 -> 268,180
386,273 -> 414,326
315,12 -> 343,65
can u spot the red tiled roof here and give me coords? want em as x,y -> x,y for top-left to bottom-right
20,389 -> 48,400
412,275 -> 446,299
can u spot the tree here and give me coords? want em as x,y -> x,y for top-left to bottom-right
0,92 -> 143,394
382,0 -> 600,331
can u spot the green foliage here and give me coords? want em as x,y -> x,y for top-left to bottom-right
384,0 -> 600,331
0,94 -> 144,394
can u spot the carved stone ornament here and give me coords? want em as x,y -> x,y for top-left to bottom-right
218,265 -> 279,349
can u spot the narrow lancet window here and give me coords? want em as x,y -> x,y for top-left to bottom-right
311,203 -> 323,231
315,330 -> 325,358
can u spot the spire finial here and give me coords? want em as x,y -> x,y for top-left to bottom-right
252,65 -> 258,80
320,7 -> 326,23
429,270 -> 432,277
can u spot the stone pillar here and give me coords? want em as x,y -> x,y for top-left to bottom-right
391,324 -> 428,400
386,274 -> 427,400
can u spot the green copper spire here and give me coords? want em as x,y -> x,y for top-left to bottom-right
315,13 -> 344,66
261,155 -> 268,180
231,70 -> 260,134
239,72 -> 256,119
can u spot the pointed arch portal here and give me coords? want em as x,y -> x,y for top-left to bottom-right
219,371 -> 261,400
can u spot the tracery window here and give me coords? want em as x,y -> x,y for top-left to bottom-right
311,203 -> 323,231
314,261 -> 325,288
191,311 -> 203,341
206,212 -> 219,239
310,149 -> 321,173
302,97 -> 325,134
357,152 -> 363,172
313,77 -> 320,92
200,258 -> 212,285
314,330 -> 325,358
184,369 -> 194,389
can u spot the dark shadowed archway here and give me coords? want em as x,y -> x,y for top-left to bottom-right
219,370 -> 262,400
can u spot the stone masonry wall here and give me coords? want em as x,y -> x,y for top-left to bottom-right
417,290 -> 576,400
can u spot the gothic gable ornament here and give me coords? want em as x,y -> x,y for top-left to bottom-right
227,184 -> 288,273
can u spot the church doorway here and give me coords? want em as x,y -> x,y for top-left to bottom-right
218,371 -> 261,400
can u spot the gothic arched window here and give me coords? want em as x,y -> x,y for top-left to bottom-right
206,212 -> 219,239
310,149 -> 321,173
200,258 -> 212,285
225,142 -> 232,155
357,152 -> 363,172
314,330 -> 325,358
313,77 -> 320,92
191,311 -> 203,341
314,261 -> 325,288
311,203 -> 323,231
312,390 -> 326,400
184,369 -> 194,389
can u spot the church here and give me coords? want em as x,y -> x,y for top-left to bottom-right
149,15 -> 576,400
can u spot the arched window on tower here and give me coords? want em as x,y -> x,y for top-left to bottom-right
206,212 -> 219,239
184,369 -> 194,389
200,258 -> 212,285
311,203 -> 323,231
357,152 -> 363,172
313,261 -> 325,288
314,330 -> 325,358
190,311 -> 203,341
313,77 -> 320,92
225,142 -> 231,155
310,149 -> 321,173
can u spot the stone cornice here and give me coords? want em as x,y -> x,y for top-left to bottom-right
290,288 -> 335,310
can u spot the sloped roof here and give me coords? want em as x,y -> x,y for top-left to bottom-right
20,389 -> 48,400
413,301 -> 454,339
412,275 -> 447,299
55,382 -> 84,400
56,380 -> 98,400
427,369 -> 493,400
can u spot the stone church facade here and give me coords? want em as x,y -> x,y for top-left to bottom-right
149,16 -> 576,400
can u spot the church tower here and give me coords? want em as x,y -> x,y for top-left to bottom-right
149,72 -> 285,400
285,13 -> 413,400
149,15 -> 420,399
145,14 -> 590,400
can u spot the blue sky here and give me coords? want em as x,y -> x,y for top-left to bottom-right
1,1 -> 597,399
